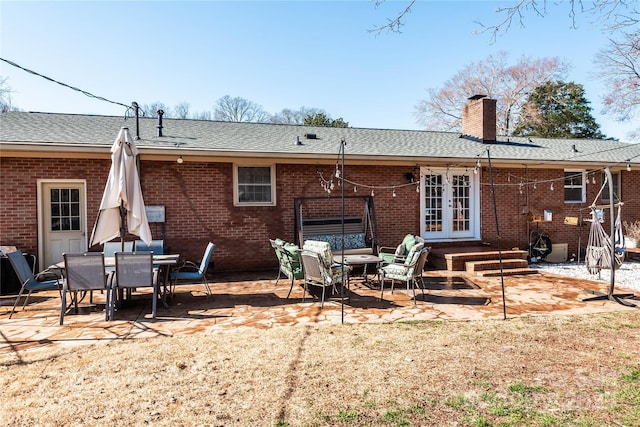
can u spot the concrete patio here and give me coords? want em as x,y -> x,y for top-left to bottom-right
1,267 -> 638,355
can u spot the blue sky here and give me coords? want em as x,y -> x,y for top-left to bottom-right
1,1 -> 635,140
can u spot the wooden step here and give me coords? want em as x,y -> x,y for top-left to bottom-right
475,268 -> 539,277
465,258 -> 529,273
443,250 -> 528,271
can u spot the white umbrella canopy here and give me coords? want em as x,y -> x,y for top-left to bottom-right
89,127 -> 152,248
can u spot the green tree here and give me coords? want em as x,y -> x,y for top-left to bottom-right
513,81 -> 605,139
303,112 -> 349,127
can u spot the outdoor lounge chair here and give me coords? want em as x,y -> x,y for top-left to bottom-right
112,252 -> 158,319
378,234 -> 425,265
103,241 -> 134,275
300,250 -> 349,308
60,252 -> 109,325
300,240 -> 351,308
269,238 -> 304,298
169,242 -> 215,298
6,250 -> 62,319
134,239 -> 166,272
134,239 -> 165,255
103,241 -> 134,257
379,244 -> 430,304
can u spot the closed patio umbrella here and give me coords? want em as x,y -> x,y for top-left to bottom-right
89,127 -> 152,249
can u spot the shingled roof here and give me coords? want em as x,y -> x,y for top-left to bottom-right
1,111 -> 639,167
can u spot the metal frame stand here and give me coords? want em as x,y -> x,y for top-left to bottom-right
582,167 -> 637,307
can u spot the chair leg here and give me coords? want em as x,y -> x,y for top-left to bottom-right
286,276 -> 295,299
202,277 -> 212,298
410,279 -> 417,304
379,272 -> 385,301
110,286 -> 117,320
59,286 -> 67,325
73,290 -> 79,314
104,284 -> 111,321
8,285 -> 28,319
417,276 -> 425,299
152,284 -> 158,319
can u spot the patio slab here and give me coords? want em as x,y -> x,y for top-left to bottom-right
1,268 -> 638,354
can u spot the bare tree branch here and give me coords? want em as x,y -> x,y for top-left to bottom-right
476,0 -> 638,42
213,95 -> 271,123
414,52 -> 567,135
368,0 -> 416,35
596,30 -> 640,136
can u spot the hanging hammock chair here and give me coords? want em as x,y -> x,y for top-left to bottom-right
585,201 -> 625,275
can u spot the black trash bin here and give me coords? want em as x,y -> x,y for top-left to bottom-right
1,253 -> 34,295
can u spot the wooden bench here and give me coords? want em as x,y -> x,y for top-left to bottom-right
299,217 -> 374,255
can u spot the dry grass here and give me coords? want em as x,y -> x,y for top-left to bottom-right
2,312 -> 639,426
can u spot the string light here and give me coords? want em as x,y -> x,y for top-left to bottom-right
550,182 -> 554,191
628,163 -> 632,171
371,189 -> 374,197
392,188 -> 396,197
353,186 -> 357,192
592,175 -> 596,184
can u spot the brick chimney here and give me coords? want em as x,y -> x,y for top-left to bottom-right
461,95 -> 496,143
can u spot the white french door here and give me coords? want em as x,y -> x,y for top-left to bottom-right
420,168 -> 479,241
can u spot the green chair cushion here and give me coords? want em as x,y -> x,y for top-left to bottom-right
402,234 -> 417,252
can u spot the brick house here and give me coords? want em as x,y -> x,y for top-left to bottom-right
1,97 -> 639,272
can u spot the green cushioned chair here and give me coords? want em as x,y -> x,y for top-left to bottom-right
270,239 -> 304,298
379,243 -> 431,304
378,234 -> 424,265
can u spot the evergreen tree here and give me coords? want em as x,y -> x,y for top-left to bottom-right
513,81 -> 605,139
303,112 -> 349,128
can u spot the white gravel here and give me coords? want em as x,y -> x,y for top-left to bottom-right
531,260 -> 640,293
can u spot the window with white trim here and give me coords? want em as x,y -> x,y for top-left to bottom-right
234,165 -> 276,206
601,171 -> 620,202
564,170 -> 586,203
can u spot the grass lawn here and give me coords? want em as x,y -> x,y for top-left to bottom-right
1,311 -> 639,426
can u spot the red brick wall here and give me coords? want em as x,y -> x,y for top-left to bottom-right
479,167 -> 640,258
2,156 -> 638,271
0,157 -> 110,259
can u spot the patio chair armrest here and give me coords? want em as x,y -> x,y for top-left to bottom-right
173,260 -> 200,273
377,246 -> 397,254
36,264 -> 64,282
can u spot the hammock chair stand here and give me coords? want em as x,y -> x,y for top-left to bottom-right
582,168 -> 637,307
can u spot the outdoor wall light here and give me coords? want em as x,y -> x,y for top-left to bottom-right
404,172 -> 416,183
177,155 -> 183,164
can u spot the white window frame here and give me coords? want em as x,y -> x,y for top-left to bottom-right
233,164 -> 276,206
564,169 -> 586,203
601,171 -> 620,203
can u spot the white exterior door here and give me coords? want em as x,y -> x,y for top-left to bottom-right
420,168 -> 480,241
39,181 -> 87,269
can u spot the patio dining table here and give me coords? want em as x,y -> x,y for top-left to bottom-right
52,253 -> 180,308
